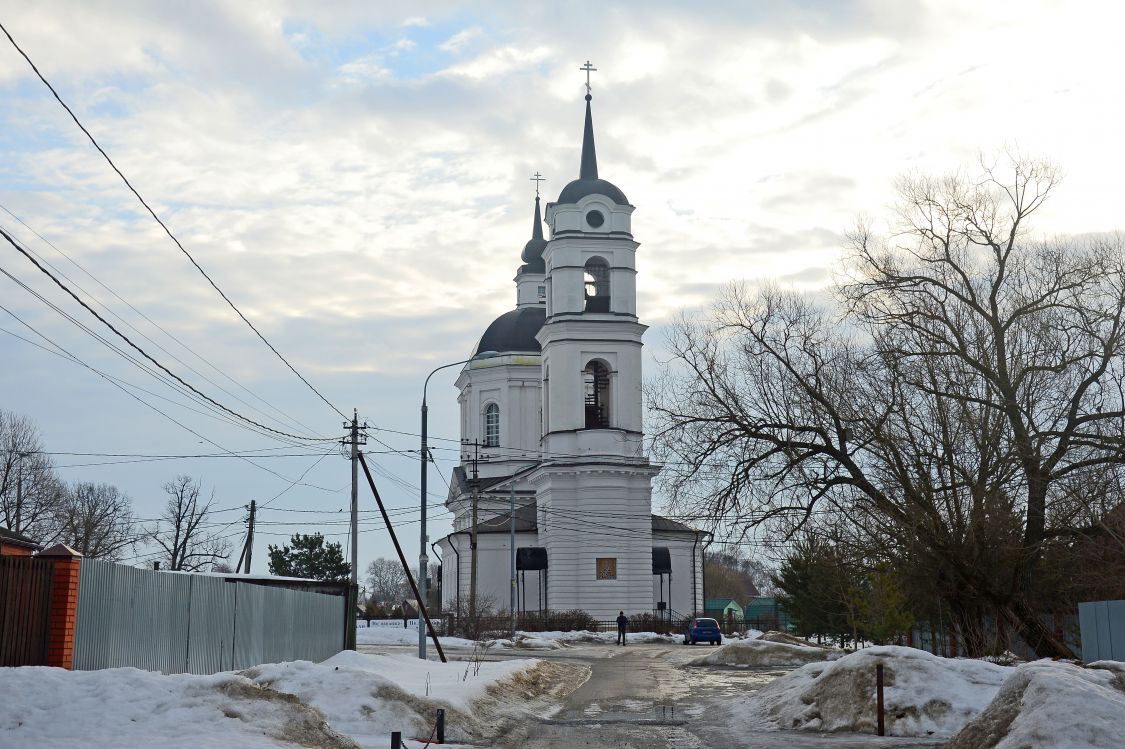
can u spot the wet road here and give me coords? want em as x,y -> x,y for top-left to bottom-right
491,643 -> 944,749
359,641 -> 945,748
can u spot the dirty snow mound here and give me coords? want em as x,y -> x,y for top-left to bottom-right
690,638 -> 844,667
946,660 -> 1125,749
745,645 -> 1011,737
519,630 -> 675,644
0,666 -> 357,749
758,630 -> 825,647
247,650 -> 580,746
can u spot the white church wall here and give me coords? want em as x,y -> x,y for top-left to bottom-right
437,531 -> 539,614
532,466 -> 656,618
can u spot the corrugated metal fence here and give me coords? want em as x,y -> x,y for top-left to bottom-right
73,558 -> 345,674
1079,599 -> 1125,663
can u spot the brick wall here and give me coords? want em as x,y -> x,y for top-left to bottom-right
39,546 -> 82,669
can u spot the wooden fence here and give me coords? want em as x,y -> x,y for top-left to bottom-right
0,555 -> 53,666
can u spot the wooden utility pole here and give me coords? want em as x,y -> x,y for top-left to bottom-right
243,499 -> 256,573
469,440 -> 480,621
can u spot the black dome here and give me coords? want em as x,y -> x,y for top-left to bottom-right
557,178 -> 629,206
474,307 -> 546,355
520,237 -> 547,273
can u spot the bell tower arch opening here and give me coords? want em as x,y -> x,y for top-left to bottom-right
583,256 -> 611,313
582,359 -> 611,429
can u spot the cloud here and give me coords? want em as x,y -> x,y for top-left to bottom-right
438,27 -> 482,54
2,0 -> 1125,567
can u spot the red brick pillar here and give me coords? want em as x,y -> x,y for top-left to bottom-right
39,544 -> 83,669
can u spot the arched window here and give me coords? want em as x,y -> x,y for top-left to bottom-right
583,360 -> 610,428
483,403 -> 500,447
584,257 -> 610,312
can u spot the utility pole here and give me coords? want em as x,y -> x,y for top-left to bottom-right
243,499 -> 256,574
469,440 -> 480,622
342,410 -> 366,651
510,480 -> 517,635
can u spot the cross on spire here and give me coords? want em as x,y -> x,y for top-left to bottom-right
530,171 -> 545,197
580,60 -> 597,96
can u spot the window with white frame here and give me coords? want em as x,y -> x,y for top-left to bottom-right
484,402 -> 500,447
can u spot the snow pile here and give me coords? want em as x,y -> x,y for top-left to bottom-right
0,666 -> 356,749
946,659 -> 1125,749
758,630 -> 820,646
690,638 -> 844,667
247,651 -> 548,746
355,626 -> 477,648
489,634 -> 565,650
746,646 -> 1011,737
522,630 -> 677,644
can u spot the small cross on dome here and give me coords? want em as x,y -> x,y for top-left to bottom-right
580,60 -> 597,98
530,171 -> 545,197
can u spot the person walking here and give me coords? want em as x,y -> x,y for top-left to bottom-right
616,611 -> 629,646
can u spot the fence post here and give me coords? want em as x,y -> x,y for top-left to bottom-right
390,731 -> 402,748
38,544 -> 83,669
436,708 -> 445,743
876,663 -> 885,736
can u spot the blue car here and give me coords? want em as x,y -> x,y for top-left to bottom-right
684,617 -> 722,645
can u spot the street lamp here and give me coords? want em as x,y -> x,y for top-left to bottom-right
418,350 -> 498,659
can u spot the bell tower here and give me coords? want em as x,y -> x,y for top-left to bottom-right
530,64 -> 657,618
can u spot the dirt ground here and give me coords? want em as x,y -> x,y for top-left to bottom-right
360,640 -> 946,748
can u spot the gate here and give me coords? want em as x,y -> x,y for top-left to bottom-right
0,556 -> 54,666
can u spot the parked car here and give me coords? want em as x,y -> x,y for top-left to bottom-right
683,617 -> 722,645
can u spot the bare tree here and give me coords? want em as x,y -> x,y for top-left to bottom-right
0,409 -> 65,542
148,475 -> 230,571
55,482 -> 137,560
365,557 -> 407,605
650,157 -> 1125,658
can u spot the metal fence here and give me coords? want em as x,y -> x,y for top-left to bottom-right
1079,599 -> 1125,663
0,556 -> 53,666
74,558 -> 345,674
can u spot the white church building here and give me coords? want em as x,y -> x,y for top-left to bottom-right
436,83 -> 707,621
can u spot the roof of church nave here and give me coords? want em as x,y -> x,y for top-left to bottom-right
473,306 -> 545,356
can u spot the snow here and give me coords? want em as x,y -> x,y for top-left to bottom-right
247,651 -> 539,746
947,659 -> 1125,749
516,629 -> 677,645
743,645 -> 1012,738
0,666 -> 355,749
355,625 -> 478,648
689,638 -> 844,667
1,652 -> 552,749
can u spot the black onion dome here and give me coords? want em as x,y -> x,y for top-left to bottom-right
519,195 -> 547,273
474,307 -> 546,355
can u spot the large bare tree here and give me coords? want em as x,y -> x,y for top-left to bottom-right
0,408 -> 64,543
650,158 -> 1125,658
148,475 -> 230,571
55,482 -> 137,560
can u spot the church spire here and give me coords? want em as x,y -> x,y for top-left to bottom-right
580,94 -> 598,180
578,61 -> 599,180
531,194 -> 544,240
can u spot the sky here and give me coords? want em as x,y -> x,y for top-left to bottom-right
2,0 -> 1125,577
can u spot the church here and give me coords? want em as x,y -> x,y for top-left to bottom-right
436,77 -> 707,621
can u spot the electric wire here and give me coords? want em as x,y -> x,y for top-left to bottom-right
0,20 -> 347,422
2,227 -> 336,443
0,203 -> 325,439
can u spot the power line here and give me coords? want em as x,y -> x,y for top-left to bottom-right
0,302 -> 341,491
1,228 -> 336,443
0,20 -> 347,422
0,202 -> 325,439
